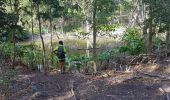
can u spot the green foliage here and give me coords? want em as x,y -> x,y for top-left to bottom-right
96,24 -> 120,31
119,28 -> 145,55
96,0 -> 117,18
143,0 -> 170,32
152,35 -> 166,52
20,45 -> 44,69
97,48 -> 119,61
64,22 -> 82,32
0,42 -> 13,59
0,42 -> 44,70
67,55 -> 91,71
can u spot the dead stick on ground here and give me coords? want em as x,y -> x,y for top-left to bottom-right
121,76 -> 143,83
128,55 -> 139,65
137,71 -> 165,78
159,88 -> 170,100
70,80 -> 76,100
136,71 -> 170,81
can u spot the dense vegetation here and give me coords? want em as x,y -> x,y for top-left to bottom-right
0,0 -> 170,83
1,0 -> 170,100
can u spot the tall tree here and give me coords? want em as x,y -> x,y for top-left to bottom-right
92,0 -> 97,59
33,0 -> 46,72
41,0 -> 63,66
142,0 -> 170,54
92,0 -> 117,58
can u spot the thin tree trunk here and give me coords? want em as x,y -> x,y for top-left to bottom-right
31,3 -> 34,45
12,28 -> 16,68
147,23 -> 153,54
37,4 -> 46,72
12,0 -> 19,68
166,27 -> 170,52
92,0 -> 97,59
9,0 -> 13,11
60,16 -> 64,34
49,7 -> 53,66
31,0 -> 35,67
119,0 -> 122,24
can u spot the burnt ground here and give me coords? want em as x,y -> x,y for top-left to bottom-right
1,60 -> 170,100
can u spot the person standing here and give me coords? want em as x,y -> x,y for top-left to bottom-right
54,41 -> 66,74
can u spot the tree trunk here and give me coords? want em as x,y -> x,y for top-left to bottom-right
31,0 -> 35,68
37,4 -> 46,72
147,3 -> 153,54
12,0 -> 19,68
119,0 -> 122,24
84,19 -> 91,57
92,0 -> 97,59
31,4 -> 34,45
166,27 -> 170,52
12,28 -> 16,68
82,1 -> 91,57
49,7 -> 53,66
147,23 -> 153,54
9,0 -> 13,11
60,16 -> 64,34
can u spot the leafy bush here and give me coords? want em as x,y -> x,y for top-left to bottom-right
0,42 -> 13,59
152,35 -> 166,52
97,48 -> 120,62
119,27 -> 145,55
66,55 -> 91,71
97,24 -> 120,31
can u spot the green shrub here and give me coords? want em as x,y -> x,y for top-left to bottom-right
0,42 -> 13,59
152,35 -> 165,52
96,24 -> 120,31
66,55 -> 91,71
119,27 -> 145,55
97,48 -> 119,61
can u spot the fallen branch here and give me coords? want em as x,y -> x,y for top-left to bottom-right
159,87 -> 170,100
136,71 -> 170,81
121,76 -> 143,83
70,80 -> 76,100
137,71 -> 166,78
128,55 -> 140,65
54,81 -> 62,92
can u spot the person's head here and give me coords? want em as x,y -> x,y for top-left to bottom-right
59,41 -> 63,45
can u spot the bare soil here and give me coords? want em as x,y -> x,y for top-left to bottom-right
0,59 -> 170,100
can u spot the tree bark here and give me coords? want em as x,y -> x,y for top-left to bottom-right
82,2 -> 91,57
12,0 -> 19,68
9,0 -> 13,11
37,4 -> 46,72
118,0 -> 122,24
92,0 -> 97,59
49,7 -> 53,66
147,2 -> 153,54
166,27 -> 170,52
31,0 -> 35,67
60,16 -> 64,34
12,28 -> 16,68
147,23 -> 153,54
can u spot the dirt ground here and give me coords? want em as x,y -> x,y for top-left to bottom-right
1,59 -> 170,100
